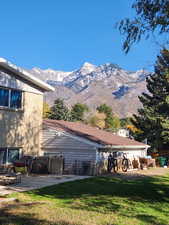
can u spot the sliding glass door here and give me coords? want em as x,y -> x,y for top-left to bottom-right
0,148 -> 20,165
0,149 -> 6,165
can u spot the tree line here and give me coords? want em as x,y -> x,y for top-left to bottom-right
43,100 -> 133,132
43,49 -> 169,153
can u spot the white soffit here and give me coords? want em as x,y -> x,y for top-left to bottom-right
0,58 -> 55,92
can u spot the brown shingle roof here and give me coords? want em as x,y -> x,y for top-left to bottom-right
43,119 -> 147,148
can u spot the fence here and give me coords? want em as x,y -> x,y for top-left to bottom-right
31,156 -> 64,175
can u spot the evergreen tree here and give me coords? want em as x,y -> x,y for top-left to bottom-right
71,103 -> 89,121
120,117 -> 132,128
132,49 -> 169,151
105,116 -> 121,131
48,98 -> 71,121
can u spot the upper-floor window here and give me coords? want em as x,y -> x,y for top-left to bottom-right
0,87 -> 22,109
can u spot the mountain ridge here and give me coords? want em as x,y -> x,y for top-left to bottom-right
29,62 -> 150,117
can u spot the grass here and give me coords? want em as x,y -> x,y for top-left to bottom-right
1,172 -> 169,225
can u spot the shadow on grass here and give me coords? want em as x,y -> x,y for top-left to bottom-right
136,214 -> 167,225
0,202 -> 82,225
24,175 -> 169,224
29,175 -> 169,203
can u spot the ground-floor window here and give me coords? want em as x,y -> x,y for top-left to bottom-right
0,148 -> 20,165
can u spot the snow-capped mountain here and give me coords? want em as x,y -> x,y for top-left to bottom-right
29,62 -> 150,117
78,62 -> 96,75
31,67 -> 72,83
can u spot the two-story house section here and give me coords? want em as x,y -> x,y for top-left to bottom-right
0,58 -> 54,165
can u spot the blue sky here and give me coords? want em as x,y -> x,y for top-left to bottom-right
0,0 -> 164,72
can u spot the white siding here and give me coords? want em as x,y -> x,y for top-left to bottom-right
43,148 -> 96,170
42,128 -> 97,150
42,128 -> 97,174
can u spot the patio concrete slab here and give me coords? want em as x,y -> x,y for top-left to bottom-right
0,175 -> 90,196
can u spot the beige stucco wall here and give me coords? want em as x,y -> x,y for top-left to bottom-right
0,91 -> 43,156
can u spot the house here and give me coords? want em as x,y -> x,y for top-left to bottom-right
0,58 -> 54,165
42,119 -> 149,175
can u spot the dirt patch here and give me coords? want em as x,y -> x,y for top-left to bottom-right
106,167 -> 169,180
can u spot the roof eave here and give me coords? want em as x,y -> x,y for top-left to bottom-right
0,58 -> 55,92
101,145 -> 150,149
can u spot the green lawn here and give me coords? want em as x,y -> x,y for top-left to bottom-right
1,173 -> 169,225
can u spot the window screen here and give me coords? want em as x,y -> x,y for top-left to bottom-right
0,88 -> 9,107
10,90 -> 22,109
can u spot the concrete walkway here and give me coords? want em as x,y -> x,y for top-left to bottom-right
0,175 -> 90,196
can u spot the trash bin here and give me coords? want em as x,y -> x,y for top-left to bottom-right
158,157 -> 166,167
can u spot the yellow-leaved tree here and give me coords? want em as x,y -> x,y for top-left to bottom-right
88,112 -> 106,129
43,102 -> 51,118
